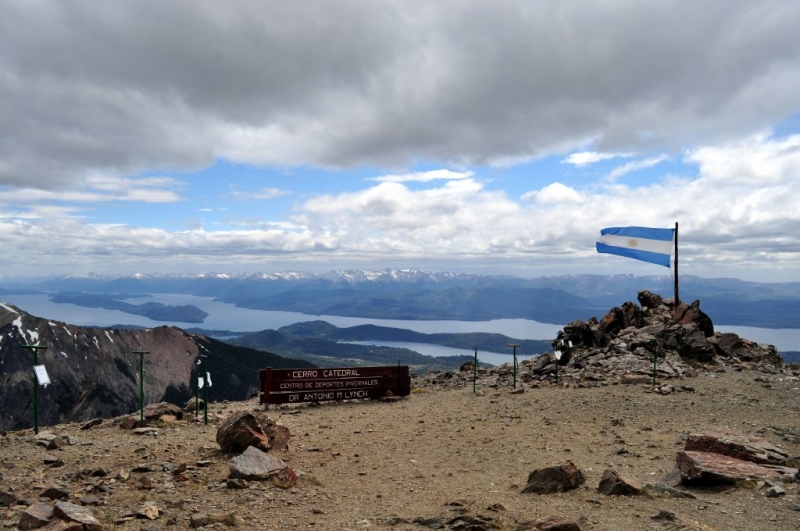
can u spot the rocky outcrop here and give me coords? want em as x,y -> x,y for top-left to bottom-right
676,427 -> 798,487
415,291 -> 785,392
676,450 -> 786,485
684,427 -> 789,466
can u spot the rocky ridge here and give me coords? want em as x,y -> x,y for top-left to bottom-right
0,302 -> 312,431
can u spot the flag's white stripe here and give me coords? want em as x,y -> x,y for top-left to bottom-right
597,234 -> 672,255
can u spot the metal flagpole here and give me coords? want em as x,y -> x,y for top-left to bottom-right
674,221 -> 679,305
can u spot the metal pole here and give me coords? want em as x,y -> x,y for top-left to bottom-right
195,362 -> 199,417
132,350 -> 149,422
22,344 -> 47,435
473,347 -> 478,393
674,221 -> 679,305
507,344 -> 519,389
653,344 -> 659,387
555,352 -> 559,385
202,355 -> 209,425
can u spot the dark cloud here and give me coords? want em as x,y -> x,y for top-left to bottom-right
1,0 -> 799,188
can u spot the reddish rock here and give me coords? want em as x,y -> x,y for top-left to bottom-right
216,410 -> 270,453
521,460 -> 585,494
676,450 -> 785,485
597,468 -> 643,496
19,503 -> 53,530
117,417 -> 142,430
532,515 -> 581,530
672,300 -> 714,337
53,501 -> 102,531
265,424 -> 291,452
144,402 -> 184,421
684,427 -> 788,466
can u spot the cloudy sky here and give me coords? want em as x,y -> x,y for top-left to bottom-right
1,1 -> 799,281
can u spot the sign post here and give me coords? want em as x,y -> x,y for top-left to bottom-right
507,344 -> 519,389
22,344 -> 48,434
132,350 -> 149,422
260,366 -> 411,405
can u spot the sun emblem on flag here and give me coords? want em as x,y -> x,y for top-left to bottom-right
628,238 -> 638,247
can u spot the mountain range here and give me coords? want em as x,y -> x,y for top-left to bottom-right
3,269 -> 799,328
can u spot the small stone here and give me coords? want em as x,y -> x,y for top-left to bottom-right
765,485 -> 785,498
531,515 -> 582,530
19,503 -> 53,529
80,419 -> 103,430
190,513 -> 210,528
136,505 -> 160,520
41,485 -> 70,500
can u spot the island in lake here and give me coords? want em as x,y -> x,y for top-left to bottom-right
49,292 -> 209,323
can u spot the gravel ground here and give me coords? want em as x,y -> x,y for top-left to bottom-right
2,369 -> 800,530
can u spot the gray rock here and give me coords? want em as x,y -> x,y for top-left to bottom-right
229,446 -> 288,480
597,468 -> 642,496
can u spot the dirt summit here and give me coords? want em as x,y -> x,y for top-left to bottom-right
2,365 -> 800,531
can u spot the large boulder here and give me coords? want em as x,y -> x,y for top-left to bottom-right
216,410 -> 270,453
144,402 -> 184,421
521,461 -> 585,494
562,319 -> 607,349
671,324 -> 716,363
672,300 -> 714,337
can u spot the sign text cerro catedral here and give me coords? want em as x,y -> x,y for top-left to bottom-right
259,366 -> 411,405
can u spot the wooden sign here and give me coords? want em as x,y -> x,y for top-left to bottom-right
259,365 -> 411,405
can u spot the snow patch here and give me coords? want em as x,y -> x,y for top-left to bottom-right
0,302 -> 19,315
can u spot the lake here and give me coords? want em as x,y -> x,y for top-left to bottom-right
2,293 -> 798,354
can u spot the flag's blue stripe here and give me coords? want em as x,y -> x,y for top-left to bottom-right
599,226 -> 674,242
596,242 -> 672,267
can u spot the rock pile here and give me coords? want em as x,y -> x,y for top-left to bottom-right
418,291 -> 787,391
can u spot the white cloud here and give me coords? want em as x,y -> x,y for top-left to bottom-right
521,183 -> 585,204
562,152 -> 630,167
606,155 -> 669,182
686,133 -> 800,184
369,169 -> 473,183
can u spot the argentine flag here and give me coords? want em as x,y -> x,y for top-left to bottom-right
596,226 -> 675,268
